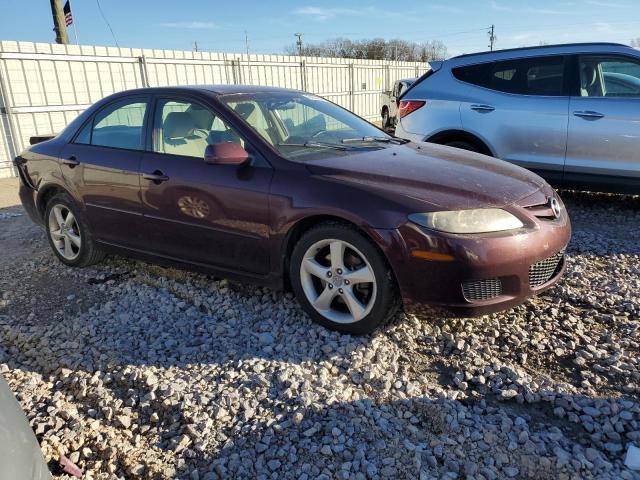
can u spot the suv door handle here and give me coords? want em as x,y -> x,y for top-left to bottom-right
142,171 -> 170,183
470,104 -> 495,112
573,110 -> 604,119
61,156 -> 79,167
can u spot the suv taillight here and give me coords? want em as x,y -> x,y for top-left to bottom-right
398,100 -> 425,118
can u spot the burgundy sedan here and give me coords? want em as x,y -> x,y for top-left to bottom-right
15,86 -> 571,334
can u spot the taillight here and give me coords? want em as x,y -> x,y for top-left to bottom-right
398,100 -> 426,118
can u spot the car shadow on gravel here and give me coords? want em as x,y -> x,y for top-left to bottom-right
175,391 -> 637,480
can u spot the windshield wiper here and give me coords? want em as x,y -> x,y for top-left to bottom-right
277,141 -> 351,151
341,136 -> 410,145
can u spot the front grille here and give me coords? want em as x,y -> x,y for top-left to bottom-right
462,278 -> 502,301
523,199 -> 556,220
529,249 -> 565,287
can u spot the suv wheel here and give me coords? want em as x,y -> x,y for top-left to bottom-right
45,193 -> 105,267
381,108 -> 390,129
290,223 -> 399,334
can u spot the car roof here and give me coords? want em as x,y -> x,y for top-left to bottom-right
109,84 -> 304,97
447,42 -> 637,67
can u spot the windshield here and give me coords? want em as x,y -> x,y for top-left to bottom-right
221,92 -> 393,158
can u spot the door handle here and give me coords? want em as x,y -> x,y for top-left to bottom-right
573,110 -> 604,119
471,104 -> 495,112
142,171 -> 170,183
61,156 -> 79,167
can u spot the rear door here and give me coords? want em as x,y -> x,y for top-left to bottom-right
457,55 -> 570,185
60,96 -> 149,249
565,54 -> 640,189
139,96 -> 273,275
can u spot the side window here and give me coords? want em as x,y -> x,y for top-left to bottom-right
74,120 -> 92,145
453,56 -> 566,96
153,99 -> 245,158
90,98 -> 147,150
579,55 -> 640,97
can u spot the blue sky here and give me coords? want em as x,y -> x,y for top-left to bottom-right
1,0 -> 639,56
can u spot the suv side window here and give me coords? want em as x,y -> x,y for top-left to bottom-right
578,55 -> 640,97
453,55 -> 566,96
79,98 -> 148,150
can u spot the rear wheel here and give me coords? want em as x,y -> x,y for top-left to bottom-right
45,193 -> 105,267
290,223 -> 399,334
443,140 -> 480,153
381,108 -> 390,129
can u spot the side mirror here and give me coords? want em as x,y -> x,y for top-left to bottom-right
204,143 -> 249,165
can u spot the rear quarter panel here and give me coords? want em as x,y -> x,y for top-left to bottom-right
398,71 -> 463,139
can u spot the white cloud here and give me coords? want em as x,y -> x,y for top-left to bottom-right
160,21 -> 217,30
585,0 -> 629,7
295,6 -> 362,21
489,0 -> 568,15
428,4 -> 465,14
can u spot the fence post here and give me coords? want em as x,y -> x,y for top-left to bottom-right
349,63 -> 354,112
300,59 -> 307,91
0,59 -> 19,176
138,56 -> 150,87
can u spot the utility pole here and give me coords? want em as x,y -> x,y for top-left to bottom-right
488,24 -> 496,51
295,32 -> 303,56
49,0 -> 69,44
245,31 -> 250,56
193,41 -> 199,52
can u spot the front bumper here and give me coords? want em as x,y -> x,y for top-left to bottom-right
378,209 -> 571,318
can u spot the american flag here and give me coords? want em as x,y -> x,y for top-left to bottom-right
63,1 -> 73,27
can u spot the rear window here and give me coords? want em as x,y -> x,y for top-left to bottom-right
453,55 -> 566,96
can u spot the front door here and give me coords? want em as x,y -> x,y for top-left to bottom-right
60,96 -> 149,249
565,54 -> 640,189
140,97 -> 273,275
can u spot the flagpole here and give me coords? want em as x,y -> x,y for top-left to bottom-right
73,22 -> 79,44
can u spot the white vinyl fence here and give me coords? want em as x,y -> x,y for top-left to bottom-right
0,40 -> 429,178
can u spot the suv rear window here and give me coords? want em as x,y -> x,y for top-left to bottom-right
453,55 -> 566,96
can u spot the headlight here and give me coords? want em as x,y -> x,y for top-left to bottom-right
409,209 -> 523,234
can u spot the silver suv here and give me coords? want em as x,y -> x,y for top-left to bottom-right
395,43 -> 640,194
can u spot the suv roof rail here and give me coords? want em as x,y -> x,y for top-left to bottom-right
451,42 -> 631,60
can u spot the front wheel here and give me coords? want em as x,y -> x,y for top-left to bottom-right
290,223 -> 399,334
45,193 -> 105,267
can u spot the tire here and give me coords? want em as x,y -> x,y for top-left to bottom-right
381,108 -> 390,129
290,222 -> 400,334
443,140 -> 480,153
44,192 -> 105,267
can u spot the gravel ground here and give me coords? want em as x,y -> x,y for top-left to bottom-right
0,190 -> 639,480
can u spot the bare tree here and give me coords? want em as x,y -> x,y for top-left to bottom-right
285,38 -> 448,61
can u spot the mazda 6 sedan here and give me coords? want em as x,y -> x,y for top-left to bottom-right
15,85 -> 571,334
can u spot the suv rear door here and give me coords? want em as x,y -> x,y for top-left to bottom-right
456,55 -> 570,185
564,54 -> 640,191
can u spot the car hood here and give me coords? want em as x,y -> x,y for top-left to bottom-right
305,142 -> 549,211
0,376 -> 51,480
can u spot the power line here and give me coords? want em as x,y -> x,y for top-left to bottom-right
95,0 -> 119,48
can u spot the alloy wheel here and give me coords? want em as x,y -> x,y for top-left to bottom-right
299,239 -> 377,324
48,204 -> 81,261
